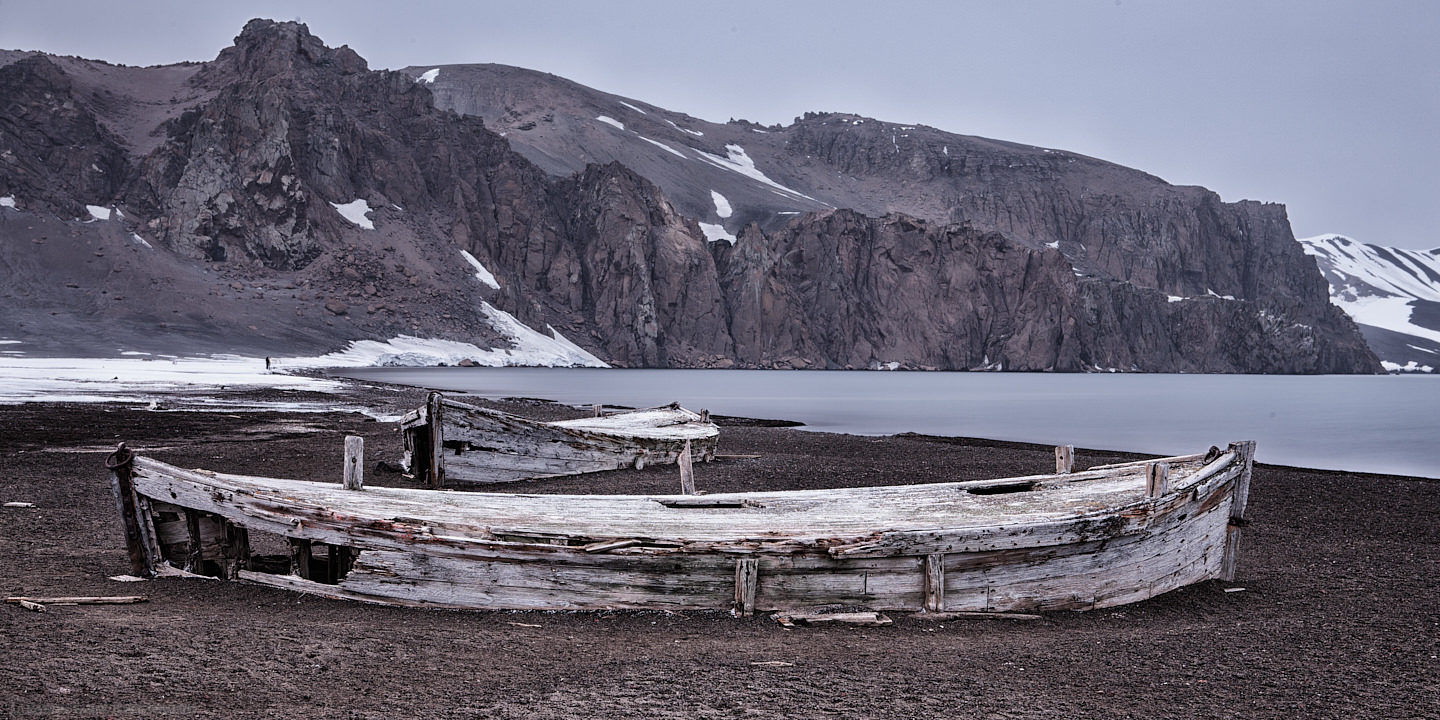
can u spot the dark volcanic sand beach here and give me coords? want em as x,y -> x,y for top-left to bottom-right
1,382 -> 1436,719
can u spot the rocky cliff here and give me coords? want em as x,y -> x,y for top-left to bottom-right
0,21 -> 1380,372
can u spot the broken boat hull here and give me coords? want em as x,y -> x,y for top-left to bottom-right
111,441 -> 1256,615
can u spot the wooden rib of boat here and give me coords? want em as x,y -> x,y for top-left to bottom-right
400,393 -> 720,487
105,439 -> 1256,616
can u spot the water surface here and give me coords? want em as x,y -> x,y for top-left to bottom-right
334,368 -> 1440,479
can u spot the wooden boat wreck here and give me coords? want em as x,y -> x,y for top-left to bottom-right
106,439 -> 1256,615
400,393 -> 720,487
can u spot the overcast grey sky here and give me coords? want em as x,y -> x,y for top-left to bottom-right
2,0 -> 1436,248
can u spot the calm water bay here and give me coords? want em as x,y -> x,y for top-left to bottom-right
334,368 -> 1440,479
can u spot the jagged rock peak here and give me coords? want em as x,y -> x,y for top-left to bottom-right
204,19 -> 367,83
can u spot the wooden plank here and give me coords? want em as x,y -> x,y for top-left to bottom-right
343,436 -> 364,490
924,552 -> 946,612
428,393 -> 445,489
1055,445 -> 1074,474
773,611 -> 892,627
1145,462 -> 1169,498
679,440 -> 696,495
105,443 -> 152,577
7,596 -> 147,605
734,558 -> 759,617
1228,441 -> 1256,522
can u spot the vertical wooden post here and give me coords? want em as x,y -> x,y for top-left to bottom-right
924,553 -> 946,612
183,509 -> 204,573
220,521 -> 249,580
1221,440 -> 1257,581
105,443 -> 153,577
593,404 -> 603,417
343,436 -> 364,490
1055,445 -> 1074,474
289,538 -> 312,580
427,392 -> 445,489
679,440 -> 696,495
733,558 -> 759,617
1145,462 -> 1169,497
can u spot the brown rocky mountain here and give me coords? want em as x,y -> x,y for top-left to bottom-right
0,20 -> 1379,371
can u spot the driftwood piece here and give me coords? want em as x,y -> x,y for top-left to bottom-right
7,596 -> 147,605
343,436 -> 364,490
3,502 -> 36,508
773,610 -> 893,627
17,599 -> 46,612
916,611 -> 1042,621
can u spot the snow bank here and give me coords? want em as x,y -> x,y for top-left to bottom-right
711,190 -> 733,219
1382,360 -> 1435,373
698,222 -> 736,244
1337,295 -> 1440,345
596,116 -> 625,131
418,68 -> 439,83
330,199 -> 375,230
288,315 -> 607,370
459,250 -> 501,290
0,355 -> 343,405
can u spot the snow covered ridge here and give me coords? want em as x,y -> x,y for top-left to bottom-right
1299,234 -> 1440,302
1299,234 -> 1440,372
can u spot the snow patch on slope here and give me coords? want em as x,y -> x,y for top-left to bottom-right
330,199 -> 375,230
0,196 -> 16,209
711,190 -> 732,219
618,101 -> 647,115
698,222 -> 736,244
86,205 -> 112,221
693,144 -> 823,204
130,233 -> 152,249
418,68 -> 440,83
666,119 -> 703,136
637,135 -> 687,158
459,250 -> 500,290
596,115 -> 625,131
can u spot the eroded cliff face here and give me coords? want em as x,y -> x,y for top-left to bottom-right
711,210 -> 1376,372
0,21 -> 1381,372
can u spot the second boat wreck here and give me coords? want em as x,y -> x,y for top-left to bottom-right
400,393 -> 720,487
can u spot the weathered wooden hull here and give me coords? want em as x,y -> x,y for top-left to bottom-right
401,394 -> 720,487
113,441 -> 1256,615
